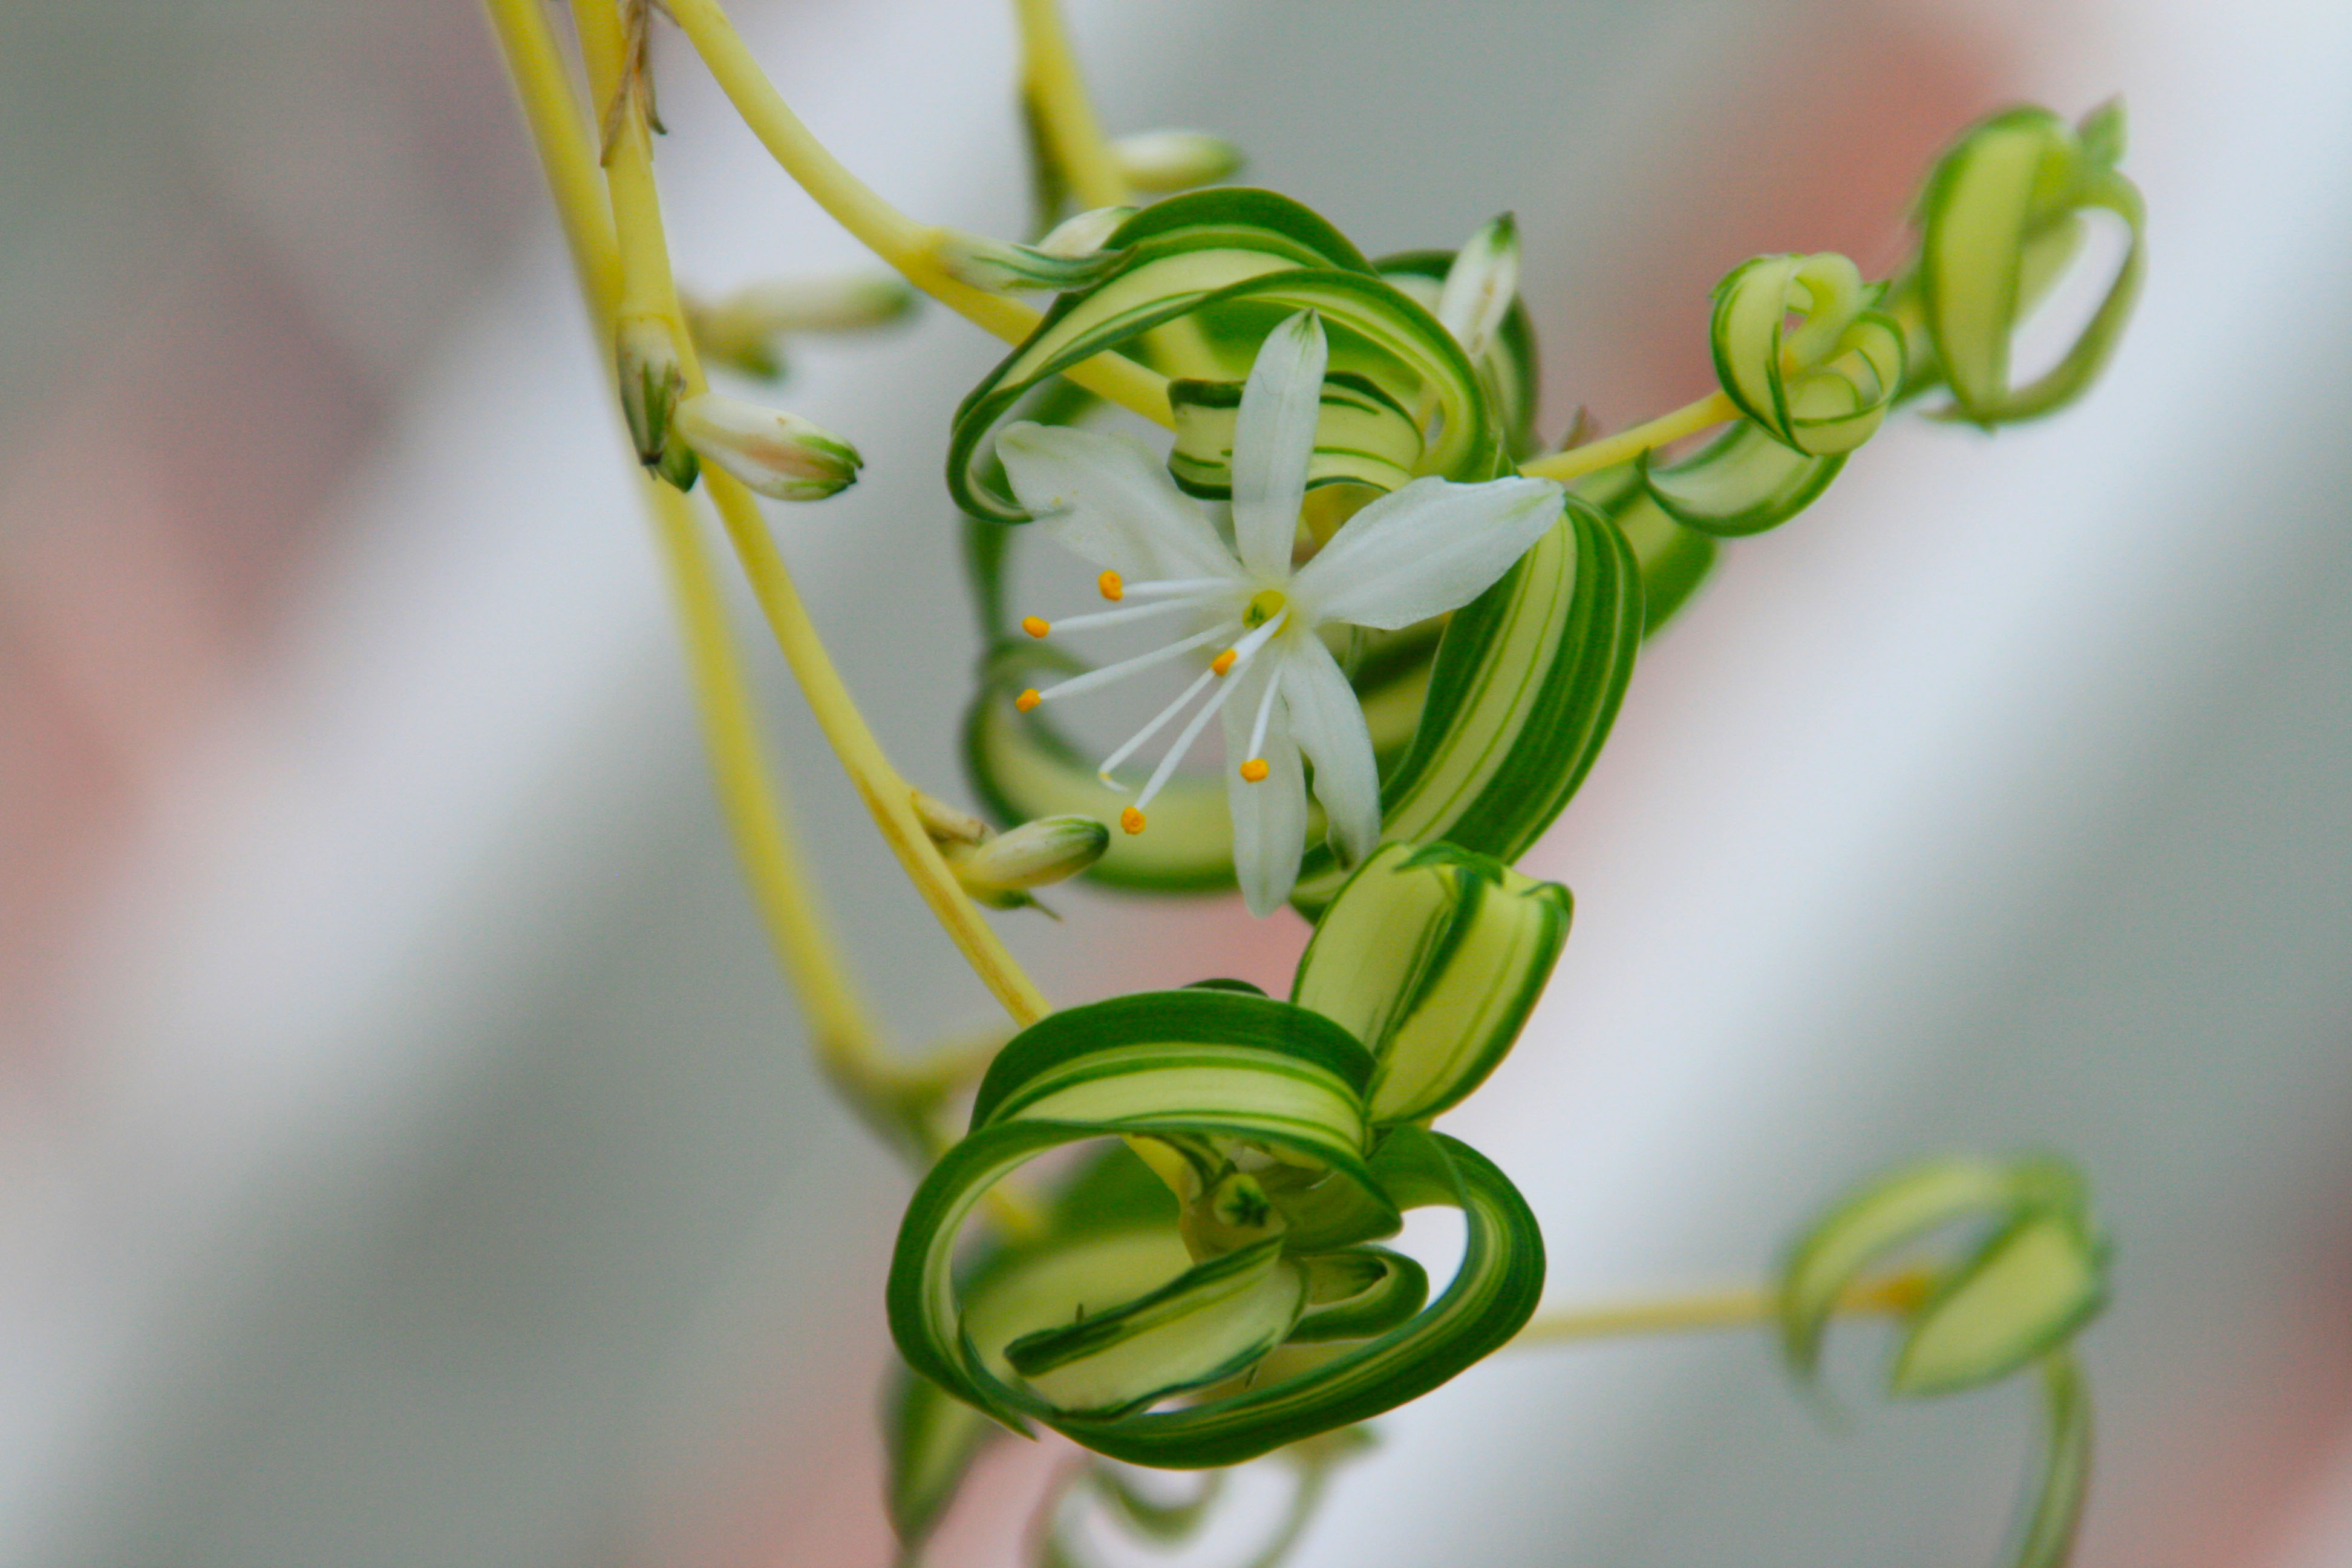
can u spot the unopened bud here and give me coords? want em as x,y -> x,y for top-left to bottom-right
616,314 -> 687,468
951,814 -> 1108,908
1110,129 -> 1244,193
1435,213 -> 1520,363
673,392 -> 861,501
938,226 -> 1129,294
684,273 -> 917,380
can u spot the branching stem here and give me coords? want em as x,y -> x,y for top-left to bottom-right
1518,389 -> 1740,484
663,0 -> 1172,424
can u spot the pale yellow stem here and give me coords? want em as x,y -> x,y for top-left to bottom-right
1013,0 -> 1128,210
664,0 -> 1172,425
1520,390 -> 1740,484
1510,1270 -> 1930,1348
573,0 -> 1054,1030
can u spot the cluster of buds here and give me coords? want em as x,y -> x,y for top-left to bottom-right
618,271 -> 901,501
913,791 -> 1107,913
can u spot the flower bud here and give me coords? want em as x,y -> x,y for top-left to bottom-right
1109,129 -> 1244,193
684,273 -> 917,380
616,314 -> 686,468
951,814 -> 1108,908
1435,213 -> 1520,363
673,392 -> 861,501
937,226 -> 1129,294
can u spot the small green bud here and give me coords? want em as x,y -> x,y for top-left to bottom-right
953,814 -> 1109,906
1434,213 -> 1520,363
673,392 -> 861,501
616,314 -> 685,468
1037,204 -> 1138,260
1109,129 -> 1244,192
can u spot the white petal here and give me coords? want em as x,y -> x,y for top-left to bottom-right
1221,662 -> 1308,916
1230,312 -> 1326,579
1290,474 -> 1564,630
1275,638 -> 1381,866
999,422 -> 1240,581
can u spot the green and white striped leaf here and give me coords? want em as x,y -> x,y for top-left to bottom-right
1293,841 -> 1571,1123
889,990 -> 1543,1469
1898,100 -> 2145,425
1292,492 -> 1641,914
1636,420 -> 1847,538
1778,1155 -> 2105,1394
1168,370 -> 1423,498
1892,1212 -> 2108,1397
1711,251 -> 1905,457
886,1142 -> 1179,1552
2012,1353 -> 2094,1568
948,190 -> 1500,523
1377,249 -> 1543,460
1575,462 -> 1719,635
1004,1238 -> 1308,1417
1290,1246 -> 1430,1343
1047,1128 -> 1544,1468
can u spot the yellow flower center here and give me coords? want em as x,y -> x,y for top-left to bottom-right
1243,588 -> 1288,629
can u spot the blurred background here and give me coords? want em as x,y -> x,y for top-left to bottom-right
0,0 -> 2346,1564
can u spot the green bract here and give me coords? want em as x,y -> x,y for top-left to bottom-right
1777,1156 -> 2109,1568
1292,841 -> 1570,1123
1891,99 -> 2146,425
886,987 -> 1543,1469
948,190 -> 1500,524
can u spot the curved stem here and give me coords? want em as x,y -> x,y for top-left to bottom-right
664,0 -> 1172,425
1510,1269 -> 1930,1348
1013,0 -> 1128,210
1519,389 -> 1739,484
572,0 -> 1054,1030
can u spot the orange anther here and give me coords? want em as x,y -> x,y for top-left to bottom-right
1119,806 -> 1146,835
1015,688 -> 1042,712
1210,648 -> 1238,676
1021,615 -> 1051,638
1098,570 -> 1124,601
1239,758 -> 1270,783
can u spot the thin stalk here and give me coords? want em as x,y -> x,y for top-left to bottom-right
572,0 -> 1053,1029
1510,1269 -> 1930,1348
664,0 -> 1172,425
1518,389 -> 1739,484
1013,0 -> 1127,210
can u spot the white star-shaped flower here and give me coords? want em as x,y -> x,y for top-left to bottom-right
999,310 -> 1564,916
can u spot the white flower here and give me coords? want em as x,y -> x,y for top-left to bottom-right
999,310 -> 1564,916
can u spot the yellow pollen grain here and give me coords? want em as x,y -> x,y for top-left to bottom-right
1021,615 -> 1051,638
1239,758 -> 1270,783
1015,688 -> 1042,712
1210,648 -> 1238,676
1120,806 -> 1146,835
1098,570 -> 1124,601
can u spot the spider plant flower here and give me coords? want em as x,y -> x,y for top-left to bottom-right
999,310 -> 1564,915
616,313 -> 688,469
673,392 -> 862,500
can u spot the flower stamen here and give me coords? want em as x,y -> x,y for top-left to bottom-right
1098,570 -> 1124,601
1210,648 -> 1238,676
1132,612 -> 1286,812
1238,758 -> 1270,783
1021,616 -> 1051,638
1025,621 -> 1236,706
